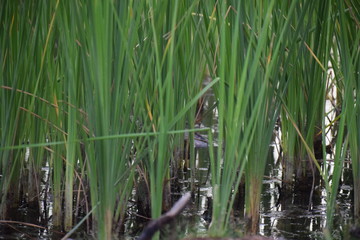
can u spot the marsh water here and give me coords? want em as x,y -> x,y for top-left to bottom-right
123,146 -> 356,240
0,140 -> 357,239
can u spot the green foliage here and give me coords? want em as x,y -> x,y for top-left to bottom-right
328,0 -> 360,225
0,0 -> 359,239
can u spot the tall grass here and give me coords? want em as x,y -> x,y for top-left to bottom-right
280,1 -> 335,191
138,3 -> 219,237
0,0 -> 359,239
59,1 -> 143,238
326,0 -> 360,225
202,0 -> 308,234
0,0 -> 58,218
56,1 -> 214,239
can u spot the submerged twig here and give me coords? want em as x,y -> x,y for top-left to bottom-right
137,192 -> 191,240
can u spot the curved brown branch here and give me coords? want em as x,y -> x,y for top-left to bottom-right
137,192 -> 191,240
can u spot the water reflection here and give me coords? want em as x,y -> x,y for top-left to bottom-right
165,139 -> 355,240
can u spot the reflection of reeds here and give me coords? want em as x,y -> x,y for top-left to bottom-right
0,0 -> 359,239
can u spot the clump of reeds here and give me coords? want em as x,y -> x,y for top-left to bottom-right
0,0 -> 359,239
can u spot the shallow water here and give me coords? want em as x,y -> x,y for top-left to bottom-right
0,144 -> 357,239
120,141 -> 356,240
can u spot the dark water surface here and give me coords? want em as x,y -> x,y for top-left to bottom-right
122,143 -> 356,240
0,146 -> 357,239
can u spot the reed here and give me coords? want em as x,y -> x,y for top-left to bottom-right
0,0 -> 58,218
1,1 -> 359,239
326,0 -> 360,226
202,0 -> 302,234
67,1 -> 138,238
280,1 -> 335,192
137,2 -> 217,235
201,0 -> 265,234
